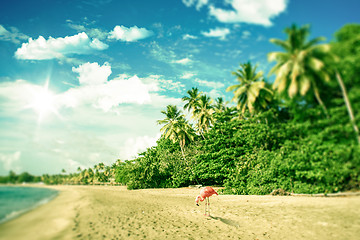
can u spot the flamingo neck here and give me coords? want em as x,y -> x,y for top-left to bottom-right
195,195 -> 205,203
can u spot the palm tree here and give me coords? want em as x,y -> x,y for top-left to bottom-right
193,95 -> 214,138
98,162 -> 105,170
268,24 -> 330,117
157,105 -> 195,161
94,163 -> 107,183
331,25 -> 360,144
182,87 -> 202,117
102,166 -> 111,183
214,97 -> 226,112
226,61 -> 272,116
87,168 -> 94,184
80,169 -> 87,184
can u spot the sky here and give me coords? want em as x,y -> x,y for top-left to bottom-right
0,0 -> 359,175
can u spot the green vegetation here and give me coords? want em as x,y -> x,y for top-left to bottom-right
2,24 -> 359,194
113,24 -> 360,194
0,171 -> 41,184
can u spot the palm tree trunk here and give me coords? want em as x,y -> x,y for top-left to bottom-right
179,143 -> 186,162
336,71 -> 360,145
197,123 -> 206,140
312,82 -> 329,118
199,130 -> 206,140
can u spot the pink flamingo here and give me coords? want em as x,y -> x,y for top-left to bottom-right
195,186 -> 218,216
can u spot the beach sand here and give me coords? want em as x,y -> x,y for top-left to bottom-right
0,185 -> 359,240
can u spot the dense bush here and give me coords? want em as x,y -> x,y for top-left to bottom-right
114,104 -> 360,194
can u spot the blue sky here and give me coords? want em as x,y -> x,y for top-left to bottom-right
0,0 -> 359,175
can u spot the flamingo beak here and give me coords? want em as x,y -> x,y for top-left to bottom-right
196,203 -> 199,206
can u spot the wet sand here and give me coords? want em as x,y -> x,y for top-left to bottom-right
0,185 -> 359,240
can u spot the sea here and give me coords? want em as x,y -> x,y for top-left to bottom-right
0,185 -> 58,224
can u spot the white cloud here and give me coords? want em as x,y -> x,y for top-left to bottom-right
0,74 -> 152,114
208,0 -> 287,26
72,62 -> 112,85
143,75 -> 185,93
88,28 -> 109,40
194,78 -> 224,89
0,152 -> 21,173
182,0 -> 209,10
67,22 -> 86,32
0,25 -> 29,44
137,74 -> 161,92
207,89 -> 224,99
14,32 -> 108,60
157,79 -> 185,93
0,80 -> 49,114
58,72 -> 184,112
201,27 -> 230,40
180,72 -> 196,79
108,25 -> 153,42
59,75 -> 152,112
172,57 -> 192,65
121,133 -> 161,159
183,34 -> 198,40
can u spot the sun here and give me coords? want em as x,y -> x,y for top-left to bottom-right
27,80 -> 59,122
31,88 -> 55,114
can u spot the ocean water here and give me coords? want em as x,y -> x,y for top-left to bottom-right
0,186 -> 58,224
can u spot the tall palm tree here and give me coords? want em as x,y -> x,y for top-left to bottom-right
182,87 -> 202,117
331,25 -> 360,144
193,95 -> 214,138
268,24 -> 331,117
157,105 -> 195,161
226,62 -> 272,115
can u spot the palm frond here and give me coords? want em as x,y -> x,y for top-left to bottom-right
299,75 -> 311,95
304,37 -> 326,49
226,84 -> 242,92
288,77 -> 298,98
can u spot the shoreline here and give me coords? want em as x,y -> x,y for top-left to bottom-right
0,185 -> 82,240
0,185 -> 59,225
0,185 -> 359,239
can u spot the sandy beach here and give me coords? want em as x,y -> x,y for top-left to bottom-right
0,185 -> 359,240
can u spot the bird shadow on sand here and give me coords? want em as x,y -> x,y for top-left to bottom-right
209,215 -> 240,228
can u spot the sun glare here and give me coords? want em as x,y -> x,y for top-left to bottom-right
27,80 -> 59,122
32,89 -> 55,114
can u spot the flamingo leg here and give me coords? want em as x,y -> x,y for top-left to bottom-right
208,197 -> 211,216
204,197 -> 207,215
204,197 -> 210,216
